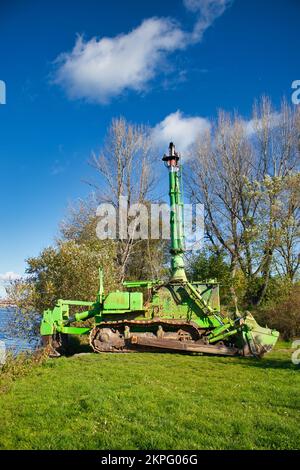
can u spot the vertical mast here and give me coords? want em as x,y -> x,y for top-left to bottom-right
162,142 -> 187,282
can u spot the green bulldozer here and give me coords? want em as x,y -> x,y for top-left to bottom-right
40,142 -> 279,357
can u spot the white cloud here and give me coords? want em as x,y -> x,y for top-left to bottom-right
242,112 -> 282,136
152,109 -> 282,159
0,272 -> 20,282
184,0 -> 233,41
54,18 -> 186,104
152,110 -> 211,155
54,1 -> 232,103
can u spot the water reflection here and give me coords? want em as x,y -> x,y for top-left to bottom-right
0,308 -> 38,353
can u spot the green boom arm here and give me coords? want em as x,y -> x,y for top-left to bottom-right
40,268 -> 105,336
40,299 -> 99,336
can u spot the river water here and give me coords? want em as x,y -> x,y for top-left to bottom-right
0,308 -> 38,353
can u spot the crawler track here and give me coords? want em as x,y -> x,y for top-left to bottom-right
89,319 -> 241,356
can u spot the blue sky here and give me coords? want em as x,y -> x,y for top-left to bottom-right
0,0 -> 299,295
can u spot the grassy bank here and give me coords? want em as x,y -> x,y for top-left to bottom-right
0,344 -> 299,450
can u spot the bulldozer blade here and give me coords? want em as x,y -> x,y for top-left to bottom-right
42,333 -> 69,357
130,336 -> 240,356
243,313 -> 280,357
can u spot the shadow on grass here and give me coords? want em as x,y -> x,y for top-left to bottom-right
235,355 -> 299,371
65,335 -> 93,356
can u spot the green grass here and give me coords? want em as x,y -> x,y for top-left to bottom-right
0,344 -> 299,450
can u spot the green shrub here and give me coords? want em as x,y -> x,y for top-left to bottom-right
0,349 -> 47,393
255,285 -> 300,340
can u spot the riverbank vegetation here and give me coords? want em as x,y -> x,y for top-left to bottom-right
0,349 -> 47,394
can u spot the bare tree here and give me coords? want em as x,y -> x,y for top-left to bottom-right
251,97 -> 300,299
90,117 -> 160,282
187,97 -> 300,305
274,173 -> 300,281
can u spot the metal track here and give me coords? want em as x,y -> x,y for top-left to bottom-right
89,318 -> 241,356
130,336 -> 239,356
